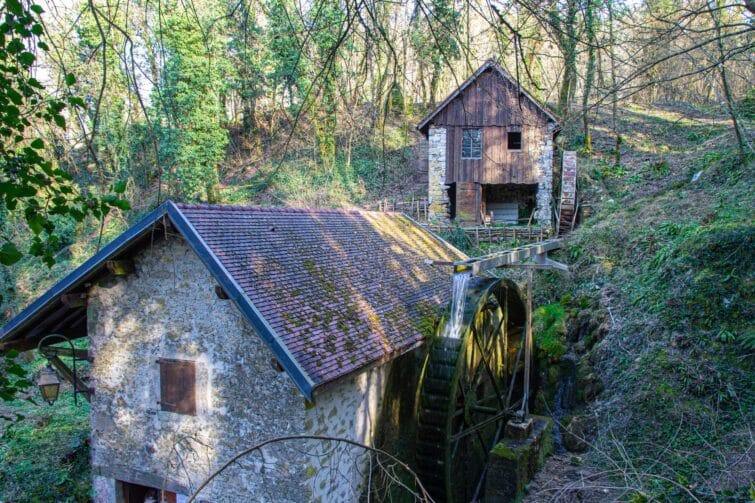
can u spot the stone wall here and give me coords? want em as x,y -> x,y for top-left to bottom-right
88,236 -> 402,502
427,126 -> 449,223
533,124 -> 555,225
304,363 -> 391,502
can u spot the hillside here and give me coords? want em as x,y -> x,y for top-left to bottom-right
525,104 -> 754,501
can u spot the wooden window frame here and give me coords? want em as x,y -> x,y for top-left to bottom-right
507,131 -> 522,151
461,128 -> 482,159
158,358 -> 196,415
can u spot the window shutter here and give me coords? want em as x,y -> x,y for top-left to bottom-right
159,359 -> 196,415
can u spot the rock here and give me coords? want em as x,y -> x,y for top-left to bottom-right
574,339 -> 586,354
563,415 -> 595,453
576,355 -> 603,403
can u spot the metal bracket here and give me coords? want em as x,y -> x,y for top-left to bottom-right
39,336 -> 92,403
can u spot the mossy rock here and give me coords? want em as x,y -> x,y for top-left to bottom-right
488,416 -> 553,502
576,355 -> 603,403
562,414 -> 596,452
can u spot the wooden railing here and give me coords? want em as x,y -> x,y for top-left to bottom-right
366,195 -> 552,246
366,195 -> 429,221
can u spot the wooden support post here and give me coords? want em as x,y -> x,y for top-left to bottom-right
106,260 -> 135,275
40,346 -> 89,360
60,293 -> 87,308
502,289 -> 509,391
520,268 -> 533,420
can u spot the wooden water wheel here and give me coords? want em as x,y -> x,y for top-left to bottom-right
415,277 -> 527,502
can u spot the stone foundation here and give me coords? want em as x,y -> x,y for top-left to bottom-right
427,125 -> 449,223
485,415 -> 553,502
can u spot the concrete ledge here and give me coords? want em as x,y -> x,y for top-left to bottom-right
485,415 -> 553,502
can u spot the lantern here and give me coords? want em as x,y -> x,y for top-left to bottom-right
38,363 -> 61,405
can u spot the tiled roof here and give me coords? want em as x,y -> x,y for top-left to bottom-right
0,202 -> 466,397
175,203 -> 466,389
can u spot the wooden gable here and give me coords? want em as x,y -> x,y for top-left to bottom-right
430,67 -> 552,129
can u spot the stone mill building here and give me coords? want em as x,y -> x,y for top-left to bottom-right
418,59 -> 559,226
0,202 -> 467,502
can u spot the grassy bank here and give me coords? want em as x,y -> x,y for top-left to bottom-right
534,105 -> 753,500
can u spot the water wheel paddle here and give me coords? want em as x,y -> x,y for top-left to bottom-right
415,277 -> 527,502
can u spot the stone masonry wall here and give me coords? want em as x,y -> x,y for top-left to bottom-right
533,124 -> 555,226
427,125 -> 449,223
88,235 -> 401,502
89,236 -> 308,501
304,363 -> 391,502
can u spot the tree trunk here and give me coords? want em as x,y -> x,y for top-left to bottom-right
581,0 -> 596,155
552,0 -> 578,119
711,0 -> 749,166
607,0 -> 621,166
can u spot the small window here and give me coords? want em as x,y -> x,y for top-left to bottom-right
159,358 -> 196,415
462,128 -> 482,159
507,131 -> 522,151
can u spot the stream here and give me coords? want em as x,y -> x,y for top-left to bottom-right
551,356 -> 577,453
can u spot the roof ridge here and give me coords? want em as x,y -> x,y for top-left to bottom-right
173,201 -> 400,216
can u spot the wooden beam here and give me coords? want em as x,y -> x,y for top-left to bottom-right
39,346 -> 89,360
60,293 -> 87,308
49,308 -> 87,335
106,259 -> 135,275
24,305 -> 76,340
455,239 -> 563,275
48,355 -> 91,401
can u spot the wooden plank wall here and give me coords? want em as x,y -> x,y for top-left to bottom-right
445,126 -> 541,185
433,69 -> 548,128
436,69 -> 551,186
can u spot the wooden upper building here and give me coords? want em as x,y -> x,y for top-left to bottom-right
419,60 -> 559,225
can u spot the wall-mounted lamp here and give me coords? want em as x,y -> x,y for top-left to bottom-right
36,334 -> 85,406
37,362 -> 61,405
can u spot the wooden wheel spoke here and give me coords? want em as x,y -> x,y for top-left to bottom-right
471,318 -> 505,410
417,279 -> 526,502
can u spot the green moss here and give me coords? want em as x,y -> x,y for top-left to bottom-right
491,442 -> 522,460
533,303 -> 568,361
0,355 -> 91,501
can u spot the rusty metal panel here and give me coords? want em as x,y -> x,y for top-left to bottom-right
456,182 -> 481,224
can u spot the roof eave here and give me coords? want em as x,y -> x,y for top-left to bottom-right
0,203 -> 172,350
0,201 -> 316,400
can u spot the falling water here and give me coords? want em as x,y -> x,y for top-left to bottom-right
552,356 -> 577,453
442,272 -> 472,339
